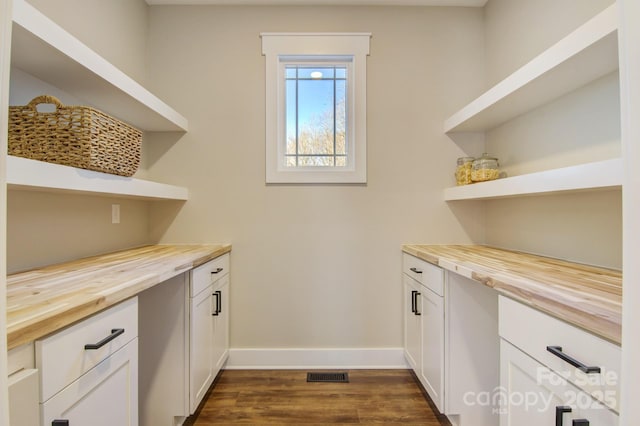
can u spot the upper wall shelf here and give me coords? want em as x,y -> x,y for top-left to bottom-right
444,4 -> 618,133
443,158 -> 622,201
10,0 -> 188,132
7,156 -> 189,201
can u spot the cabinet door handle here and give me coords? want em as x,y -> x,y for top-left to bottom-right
216,290 -> 222,314
211,268 -> 224,275
409,267 -> 422,274
555,406 -> 572,426
573,420 -> 589,426
546,346 -> 601,373
411,290 -> 416,313
414,291 -> 421,316
84,328 -> 125,350
212,291 -> 220,316
52,421 -> 69,426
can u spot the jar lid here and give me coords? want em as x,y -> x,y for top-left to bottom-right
457,156 -> 475,163
478,153 -> 497,160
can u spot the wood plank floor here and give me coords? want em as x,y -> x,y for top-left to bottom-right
187,369 -> 449,425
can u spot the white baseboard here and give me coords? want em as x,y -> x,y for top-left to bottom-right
225,347 -> 408,370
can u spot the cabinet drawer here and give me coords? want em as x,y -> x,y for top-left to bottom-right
36,297 -> 138,402
41,338 -> 138,426
191,254 -> 230,297
499,296 -> 620,412
402,253 -> 444,296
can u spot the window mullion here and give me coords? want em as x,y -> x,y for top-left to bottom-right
333,67 -> 337,167
295,66 -> 299,167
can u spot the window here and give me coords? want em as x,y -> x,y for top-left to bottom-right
261,33 -> 371,183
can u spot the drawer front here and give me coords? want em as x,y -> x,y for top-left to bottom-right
41,339 -> 138,426
499,296 -> 620,412
402,253 -> 444,296
191,254 -> 230,297
36,297 -> 138,402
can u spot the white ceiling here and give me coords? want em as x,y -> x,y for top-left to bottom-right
145,0 -> 487,6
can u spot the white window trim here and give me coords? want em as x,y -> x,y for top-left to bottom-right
261,33 -> 371,184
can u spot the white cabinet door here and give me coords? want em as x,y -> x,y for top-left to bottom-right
403,275 -> 421,374
41,339 -> 138,426
212,275 -> 230,373
190,285 -> 214,413
420,287 -> 444,412
500,340 -> 618,426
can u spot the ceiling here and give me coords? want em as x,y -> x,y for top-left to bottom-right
145,0 -> 488,6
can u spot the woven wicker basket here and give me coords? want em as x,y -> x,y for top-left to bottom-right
8,95 -> 142,177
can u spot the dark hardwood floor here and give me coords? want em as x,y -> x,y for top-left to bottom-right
187,369 -> 450,425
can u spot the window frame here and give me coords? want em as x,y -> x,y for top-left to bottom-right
261,33 -> 371,184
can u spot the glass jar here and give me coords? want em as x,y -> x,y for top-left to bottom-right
471,153 -> 500,182
455,157 -> 474,186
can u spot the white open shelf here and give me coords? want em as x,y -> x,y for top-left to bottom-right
10,0 -> 188,132
444,3 -> 618,133
7,156 -> 189,201
444,158 -> 622,201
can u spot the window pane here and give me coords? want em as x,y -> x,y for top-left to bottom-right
285,67 -> 297,79
286,80 -> 297,155
335,67 -> 347,79
285,156 -> 297,167
298,79 -> 334,156
298,67 -> 334,79
298,156 -> 335,166
336,156 -> 346,167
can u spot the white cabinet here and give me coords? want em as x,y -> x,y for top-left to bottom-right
41,341 -> 138,426
403,274 -> 422,372
501,340 -> 618,426
36,297 -> 139,426
419,284 -> 444,411
189,254 -> 230,413
8,369 -> 39,426
403,252 -> 500,425
190,280 -> 215,410
402,253 -> 445,412
499,296 -> 619,425
211,274 -> 230,374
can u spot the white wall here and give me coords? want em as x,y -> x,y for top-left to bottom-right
25,0 -> 149,85
484,0 -> 615,87
145,5 -> 485,349
481,0 -> 621,268
6,192 -> 152,274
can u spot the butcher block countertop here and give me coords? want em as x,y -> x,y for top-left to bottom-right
402,245 -> 622,345
6,244 -> 232,349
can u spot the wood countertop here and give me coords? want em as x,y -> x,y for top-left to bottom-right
402,245 -> 622,345
6,244 -> 232,349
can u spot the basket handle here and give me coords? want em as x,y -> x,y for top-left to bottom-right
27,95 -> 64,111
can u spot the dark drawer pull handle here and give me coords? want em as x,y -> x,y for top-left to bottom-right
547,346 -> 601,373
52,420 -> 69,426
409,267 -> 422,274
573,420 -> 590,426
84,328 -> 125,350
555,406 -> 572,426
211,268 -> 224,274
212,291 -> 222,316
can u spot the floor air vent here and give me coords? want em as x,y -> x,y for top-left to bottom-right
307,372 -> 349,383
